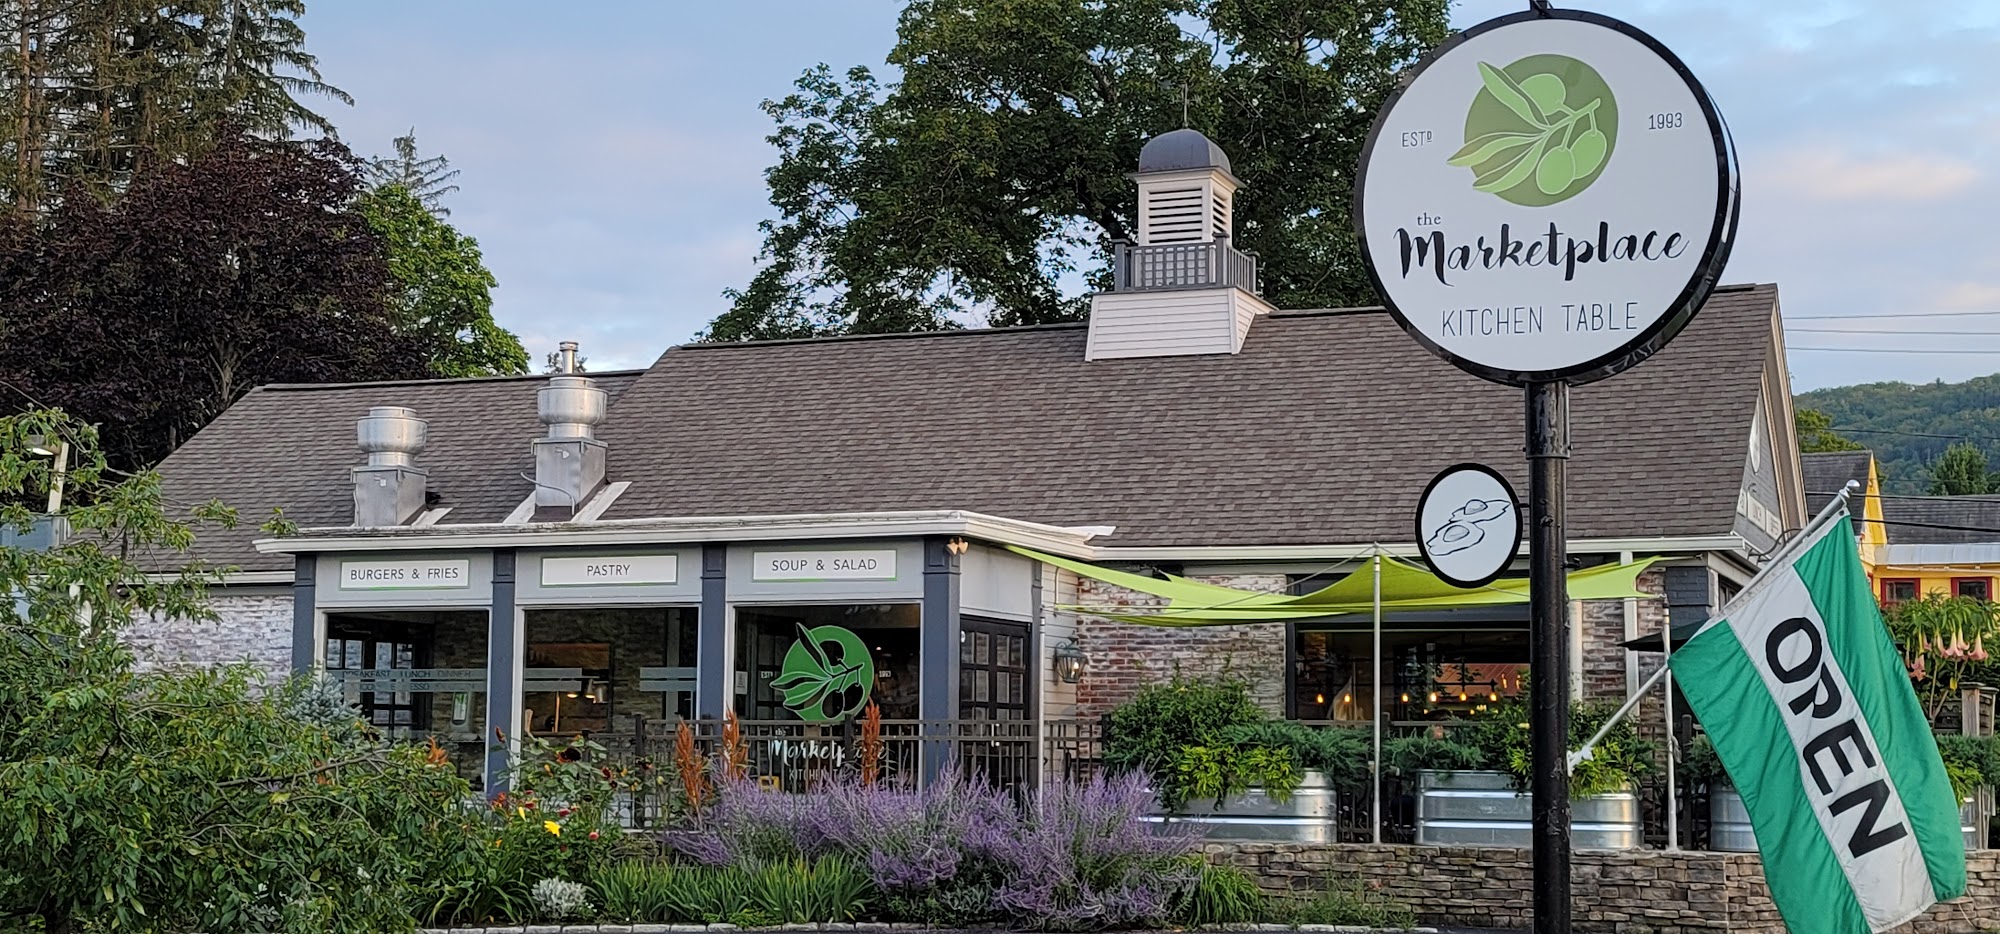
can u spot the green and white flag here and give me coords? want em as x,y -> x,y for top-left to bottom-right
1674,514 -> 1966,933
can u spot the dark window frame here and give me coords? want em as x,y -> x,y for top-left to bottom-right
1880,578 -> 1920,605
1953,577 -> 1992,601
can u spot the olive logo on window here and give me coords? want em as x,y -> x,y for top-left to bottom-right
773,623 -> 875,721
1448,55 -> 1617,206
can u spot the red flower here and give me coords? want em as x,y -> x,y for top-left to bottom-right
588,830 -> 600,840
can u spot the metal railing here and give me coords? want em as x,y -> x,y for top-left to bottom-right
1111,237 -> 1260,294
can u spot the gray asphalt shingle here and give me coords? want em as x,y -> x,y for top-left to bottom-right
156,284 -> 1781,571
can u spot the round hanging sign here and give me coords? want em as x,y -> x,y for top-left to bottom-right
1354,9 -> 1739,386
1416,463 -> 1522,589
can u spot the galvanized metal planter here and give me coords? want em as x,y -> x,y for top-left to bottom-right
1148,769 -> 1338,843
1416,769 -> 1640,849
1712,783 -> 1985,852
1707,785 -> 1756,852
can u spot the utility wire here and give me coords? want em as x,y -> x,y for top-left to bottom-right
1790,327 -> 2000,335
1791,346 -> 2000,354
1791,310 -> 2000,320
1830,426 -> 2000,445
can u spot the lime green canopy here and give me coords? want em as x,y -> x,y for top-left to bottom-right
1007,546 -> 1658,627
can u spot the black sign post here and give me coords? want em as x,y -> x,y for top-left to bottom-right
1352,8 -> 1739,934
1526,380 -> 1570,933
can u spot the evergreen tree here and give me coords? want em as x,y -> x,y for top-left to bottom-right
707,0 -> 1451,340
367,129 -> 458,216
0,0 -> 346,212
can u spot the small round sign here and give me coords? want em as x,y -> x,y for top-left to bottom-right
1354,9 -> 1739,386
1416,464 -> 1522,589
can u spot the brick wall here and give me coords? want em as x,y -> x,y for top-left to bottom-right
1073,573 -> 1289,719
1212,842 -> 2000,934
123,592 -> 292,680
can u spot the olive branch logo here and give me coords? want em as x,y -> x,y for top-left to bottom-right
1449,55 -> 1618,206
772,623 -> 875,722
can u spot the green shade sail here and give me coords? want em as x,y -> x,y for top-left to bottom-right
1007,546 -> 1659,627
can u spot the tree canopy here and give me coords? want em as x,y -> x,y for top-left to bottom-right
705,0 -> 1451,341
1796,407 -> 1865,454
357,184 -> 528,379
1797,375 -> 2000,491
0,132 -> 423,469
368,130 -> 462,217
0,0 -> 349,213
1928,442 -> 1994,496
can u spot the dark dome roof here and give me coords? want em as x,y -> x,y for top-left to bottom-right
1137,129 -> 1231,174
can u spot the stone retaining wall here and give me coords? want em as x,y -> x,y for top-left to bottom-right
1211,843 -> 2000,934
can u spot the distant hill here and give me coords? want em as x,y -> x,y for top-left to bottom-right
1797,375 -> 2000,493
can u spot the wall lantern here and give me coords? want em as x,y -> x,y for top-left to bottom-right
1054,639 -> 1088,683
945,537 -> 970,556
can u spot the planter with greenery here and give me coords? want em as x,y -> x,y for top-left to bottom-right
1385,695 -> 1656,850
1102,677 -> 1370,840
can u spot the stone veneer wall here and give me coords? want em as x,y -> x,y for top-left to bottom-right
123,592 -> 292,680
1074,573 -> 1290,718
1213,842 -> 2000,934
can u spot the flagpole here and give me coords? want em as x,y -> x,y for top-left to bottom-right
1371,549 -> 1383,845
1569,480 -> 1862,770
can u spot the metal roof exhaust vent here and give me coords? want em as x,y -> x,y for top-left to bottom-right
353,406 -> 429,526
556,340 -> 580,374
534,370 -> 608,510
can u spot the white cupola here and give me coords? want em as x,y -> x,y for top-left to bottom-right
1085,129 -> 1274,361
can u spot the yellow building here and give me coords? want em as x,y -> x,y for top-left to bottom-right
1805,451 -> 2000,604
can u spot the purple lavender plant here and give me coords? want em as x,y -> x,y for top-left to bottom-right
991,773 -> 1198,931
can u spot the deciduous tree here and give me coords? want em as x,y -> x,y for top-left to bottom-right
706,0 -> 1450,340
357,183 -> 528,379
1928,442 -> 1993,496
0,131 -> 419,469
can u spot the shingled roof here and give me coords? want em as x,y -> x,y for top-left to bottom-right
157,371 -> 644,570
1880,496 -> 2000,545
157,284 -> 1783,571
1802,450 -> 1875,516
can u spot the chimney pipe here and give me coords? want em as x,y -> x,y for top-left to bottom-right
533,375 -> 608,510
353,406 -> 429,526
557,340 -> 579,374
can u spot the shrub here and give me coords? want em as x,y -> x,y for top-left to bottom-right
1103,675 -> 1265,779
1680,733 -> 1727,789
1171,861 -> 1266,926
531,878 -> 593,921
1219,720 -> 1372,792
990,773 -> 1199,930
1380,734 -> 1485,776
1168,744 -> 1299,809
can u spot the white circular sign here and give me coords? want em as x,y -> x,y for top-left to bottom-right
1355,10 -> 1738,386
1417,463 -> 1522,589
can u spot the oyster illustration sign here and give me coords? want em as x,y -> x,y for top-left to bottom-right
1416,463 -> 1522,588
772,623 -> 875,721
1355,9 -> 1738,386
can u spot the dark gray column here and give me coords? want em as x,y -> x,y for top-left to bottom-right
484,549 -> 520,797
698,544 -> 729,719
921,537 -> 963,782
290,554 -> 317,672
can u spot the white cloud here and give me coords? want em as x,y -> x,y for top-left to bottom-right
1760,147 -> 1980,202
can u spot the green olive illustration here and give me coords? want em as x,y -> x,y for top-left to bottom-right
1519,73 -> 1567,116
1570,128 -> 1607,177
1536,146 -> 1575,195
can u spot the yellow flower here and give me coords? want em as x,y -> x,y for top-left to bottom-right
516,806 -> 527,819
491,839 -> 503,848
543,820 -> 562,837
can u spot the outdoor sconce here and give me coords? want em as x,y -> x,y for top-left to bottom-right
945,537 -> 970,556
1054,639 -> 1087,683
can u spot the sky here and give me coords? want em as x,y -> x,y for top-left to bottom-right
299,1 -> 2000,391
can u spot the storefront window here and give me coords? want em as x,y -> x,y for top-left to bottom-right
1291,622 -> 1528,722
735,604 -> 919,720
323,609 -> 489,787
521,607 -> 699,738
